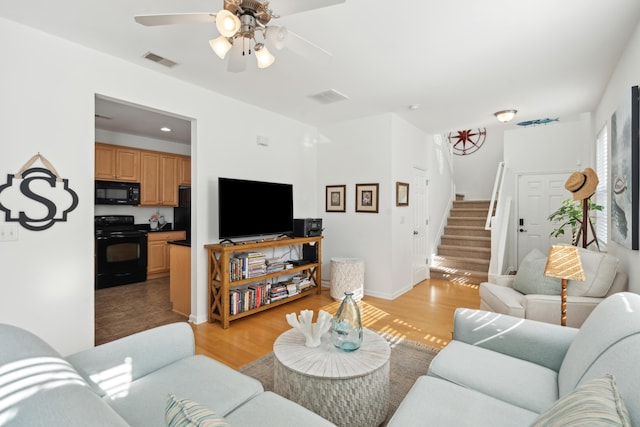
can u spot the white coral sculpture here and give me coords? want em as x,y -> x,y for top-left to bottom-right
285,309 -> 332,348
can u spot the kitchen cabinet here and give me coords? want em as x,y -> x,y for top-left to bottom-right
169,242 -> 191,316
147,230 -> 186,279
140,152 -> 179,206
95,143 -> 140,182
178,155 -> 191,186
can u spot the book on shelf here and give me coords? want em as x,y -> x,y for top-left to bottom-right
229,252 -> 267,281
297,279 -> 312,291
286,283 -> 299,296
229,282 -> 272,315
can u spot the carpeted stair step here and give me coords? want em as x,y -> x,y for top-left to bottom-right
449,208 -> 489,218
447,216 -> 487,227
441,235 -> 490,248
443,225 -> 490,238
453,200 -> 492,210
432,198 -> 492,285
437,245 -> 491,260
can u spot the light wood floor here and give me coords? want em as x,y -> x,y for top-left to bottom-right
192,279 -> 480,369
96,278 -> 480,370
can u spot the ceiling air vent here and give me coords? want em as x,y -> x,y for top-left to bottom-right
143,52 -> 178,68
308,89 -> 349,105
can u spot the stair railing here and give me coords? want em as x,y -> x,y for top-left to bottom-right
485,161 -> 505,231
486,162 -> 510,280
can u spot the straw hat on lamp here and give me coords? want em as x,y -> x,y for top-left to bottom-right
565,168 -> 599,201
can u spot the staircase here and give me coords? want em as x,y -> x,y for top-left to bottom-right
430,196 -> 492,285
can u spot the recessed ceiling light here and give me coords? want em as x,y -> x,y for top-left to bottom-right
160,127 -> 171,132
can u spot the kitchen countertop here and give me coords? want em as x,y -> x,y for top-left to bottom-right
168,240 -> 191,247
134,223 -> 188,233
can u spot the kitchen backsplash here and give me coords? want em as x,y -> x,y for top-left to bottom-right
94,205 -> 174,226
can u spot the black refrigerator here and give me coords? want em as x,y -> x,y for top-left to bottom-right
174,187 -> 191,242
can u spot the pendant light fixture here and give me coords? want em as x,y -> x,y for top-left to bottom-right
206,1 -> 285,69
494,110 -> 518,123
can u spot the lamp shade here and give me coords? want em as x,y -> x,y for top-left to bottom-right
544,245 -> 585,281
255,43 -> 275,68
216,9 -> 241,37
265,26 -> 288,50
209,36 -> 233,59
494,110 -> 518,123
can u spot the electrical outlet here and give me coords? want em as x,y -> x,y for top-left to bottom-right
0,224 -> 18,241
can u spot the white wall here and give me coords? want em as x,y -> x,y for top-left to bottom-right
594,21 -> 640,293
427,135 -> 456,260
452,125 -> 505,200
501,114 -> 594,270
316,114 -> 433,299
391,116 -> 428,297
0,18 -> 317,354
318,115 -> 394,298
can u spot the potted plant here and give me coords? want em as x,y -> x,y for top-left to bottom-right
548,198 -> 603,247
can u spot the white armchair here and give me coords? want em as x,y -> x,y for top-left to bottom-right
479,247 -> 628,327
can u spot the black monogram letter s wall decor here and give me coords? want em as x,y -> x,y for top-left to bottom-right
0,153 -> 79,231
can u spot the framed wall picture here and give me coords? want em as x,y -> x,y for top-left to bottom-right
610,85 -> 639,250
355,183 -> 379,213
396,182 -> 409,206
325,185 -> 346,212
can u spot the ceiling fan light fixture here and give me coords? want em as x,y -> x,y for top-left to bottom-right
265,26 -> 288,50
216,9 -> 241,37
209,36 -> 233,59
255,43 -> 275,68
494,109 -> 518,123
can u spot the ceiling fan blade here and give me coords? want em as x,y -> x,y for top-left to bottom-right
134,13 -> 215,26
271,0 -> 345,16
285,30 -> 332,65
227,43 -> 247,73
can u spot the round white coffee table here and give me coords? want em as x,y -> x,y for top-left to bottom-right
273,328 -> 390,427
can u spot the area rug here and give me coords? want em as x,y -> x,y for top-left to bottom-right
238,339 -> 440,425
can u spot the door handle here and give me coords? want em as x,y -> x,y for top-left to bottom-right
519,228 -> 527,232
413,230 -> 419,235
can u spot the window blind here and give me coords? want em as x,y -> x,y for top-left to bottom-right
595,125 -> 608,247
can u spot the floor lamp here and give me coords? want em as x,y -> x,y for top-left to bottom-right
543,245 -> 585,326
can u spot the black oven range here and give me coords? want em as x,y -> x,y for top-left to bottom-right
95,215 -> 148,289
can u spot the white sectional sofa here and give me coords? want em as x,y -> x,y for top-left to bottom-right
388,292 -> 639,426
0,322 -> 335,427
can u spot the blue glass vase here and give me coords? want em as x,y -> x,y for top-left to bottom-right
332,292 -> 363,351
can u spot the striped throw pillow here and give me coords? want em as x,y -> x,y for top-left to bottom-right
531,375 -> 630,427
165,394 -> 231,427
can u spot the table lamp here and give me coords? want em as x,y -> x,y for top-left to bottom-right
544,245 -> 585,326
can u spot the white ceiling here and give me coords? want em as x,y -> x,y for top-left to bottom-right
2,0 -> 640,144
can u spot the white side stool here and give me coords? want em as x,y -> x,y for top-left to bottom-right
330,257 -> 365,302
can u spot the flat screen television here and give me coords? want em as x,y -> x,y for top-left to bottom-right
218,177 -> 294,239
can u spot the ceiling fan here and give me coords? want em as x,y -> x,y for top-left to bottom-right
135,0 -> 344,72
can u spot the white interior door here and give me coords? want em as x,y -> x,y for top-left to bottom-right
412,168 -> 428,283
517,173 -> 572,266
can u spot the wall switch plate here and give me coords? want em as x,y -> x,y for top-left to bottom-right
0,224 -> 18,241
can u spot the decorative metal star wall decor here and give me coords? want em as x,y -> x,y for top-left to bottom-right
447,128 -> 487,156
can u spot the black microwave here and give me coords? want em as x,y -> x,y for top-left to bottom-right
95,181 -> 140,205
